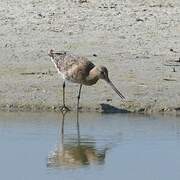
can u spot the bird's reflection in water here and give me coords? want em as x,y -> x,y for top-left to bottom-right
47,111 -> 108,169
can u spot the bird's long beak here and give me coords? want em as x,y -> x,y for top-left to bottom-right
106,79 -> 125,99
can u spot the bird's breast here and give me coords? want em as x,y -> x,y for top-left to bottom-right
82,78 -> 99,86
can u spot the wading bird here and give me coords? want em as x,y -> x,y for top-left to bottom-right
48,49 -> 125,112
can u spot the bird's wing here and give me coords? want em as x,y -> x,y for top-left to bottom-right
61,55 -> 95,82
63,55 -> 94,72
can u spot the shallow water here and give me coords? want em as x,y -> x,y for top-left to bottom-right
0,112 -> 180,180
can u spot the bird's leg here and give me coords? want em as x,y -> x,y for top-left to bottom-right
62,81 -> 65,107
76,84 -> 82,130
77,84 -> 82,112
60,81 -> 70,113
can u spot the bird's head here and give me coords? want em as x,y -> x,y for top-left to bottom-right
96,66 -> 125,99
97,66 -> 109,81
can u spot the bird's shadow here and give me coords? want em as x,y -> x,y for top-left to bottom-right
100,103 -> 130,113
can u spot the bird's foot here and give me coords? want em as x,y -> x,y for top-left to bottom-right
60,105 -> 70,113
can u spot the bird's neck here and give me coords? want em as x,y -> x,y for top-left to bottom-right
85,68 -> 99,85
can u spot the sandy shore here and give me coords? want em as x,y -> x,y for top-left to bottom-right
0,0 -> 180,114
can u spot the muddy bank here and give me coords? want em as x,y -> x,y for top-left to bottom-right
0,0 -> 180,114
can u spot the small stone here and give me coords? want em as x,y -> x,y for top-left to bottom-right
38,13 -> 45,18
68,32 -> 73,35
170,48 -> 174,52
136,18 -> 144,22
79,0 -> 87,3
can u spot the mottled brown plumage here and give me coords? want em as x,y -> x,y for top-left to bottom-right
48,49 -> 125,112
48,50 -> 97,85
